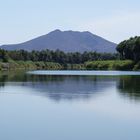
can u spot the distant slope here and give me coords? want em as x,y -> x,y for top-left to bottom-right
0,30 -> 117,53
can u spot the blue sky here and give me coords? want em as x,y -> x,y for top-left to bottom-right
0,0 -> 140,45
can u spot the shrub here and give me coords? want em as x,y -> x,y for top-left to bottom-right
133,62 -> 140,71
85,60 -> 135,70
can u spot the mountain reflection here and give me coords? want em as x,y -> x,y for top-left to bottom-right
0,71 -> 116,101
0,71 -> 140,101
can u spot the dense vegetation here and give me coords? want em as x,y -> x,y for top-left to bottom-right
116,36 -> 140,61
0,49 -> 117,64
85,60 -> 135,70
0,36 -> 140,71
0,49 -> 118,70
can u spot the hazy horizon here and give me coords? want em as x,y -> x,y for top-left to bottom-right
1,0 -> 140,45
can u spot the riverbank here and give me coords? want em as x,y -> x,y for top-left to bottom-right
0,60 -> 140,71
85,60 -> 137,71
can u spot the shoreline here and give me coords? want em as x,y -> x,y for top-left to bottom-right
0,60 -> 139,71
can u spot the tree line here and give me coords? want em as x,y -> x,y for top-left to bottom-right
0,49 -> 117,64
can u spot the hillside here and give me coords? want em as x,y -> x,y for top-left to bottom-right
1,30 -> 117,53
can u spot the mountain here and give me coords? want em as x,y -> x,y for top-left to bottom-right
0,30 -> 117,53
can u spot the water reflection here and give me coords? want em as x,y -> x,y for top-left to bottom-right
0,71 -> 140,101
0,71 -> 115,101
117,76 -> 140,101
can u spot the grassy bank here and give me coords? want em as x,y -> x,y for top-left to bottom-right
85,60 -> 137,70
0,60 -> 139,71
0,60 -> 63,70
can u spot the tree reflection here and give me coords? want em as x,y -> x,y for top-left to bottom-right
0,71 -> 115,101
0,70 -> 140,102
117,76 -> 140,101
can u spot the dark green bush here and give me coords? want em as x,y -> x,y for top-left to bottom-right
85,60 -> 135,70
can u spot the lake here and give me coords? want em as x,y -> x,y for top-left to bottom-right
0,70 -> 140,140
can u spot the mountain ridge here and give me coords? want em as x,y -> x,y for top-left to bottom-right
0,30 -> 117,53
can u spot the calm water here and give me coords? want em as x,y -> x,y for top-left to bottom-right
0,70 -> 140,140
